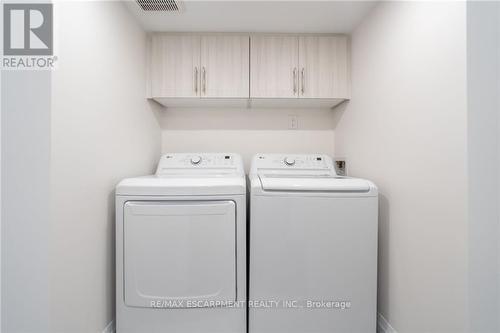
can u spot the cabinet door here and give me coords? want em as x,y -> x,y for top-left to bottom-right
151,35 -> 200,98
298,36 -> 350,99
250,36 -> 299,98
200,35 -> 249,98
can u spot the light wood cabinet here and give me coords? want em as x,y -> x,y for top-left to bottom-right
250,35 -> 350,103
150,34 -> 249,100
149,33 -> 350,108
201,35 -> 249,98
150,35 -> 200,98
298,36 -> 350,99
250,36 -> 298,98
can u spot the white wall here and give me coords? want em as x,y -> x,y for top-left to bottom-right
466,1 -> 500,331
334,2 -> 468,331
50,2 -> 161,331
160,107 -> 338,170
498,5 -> 500,329
2,71 -> 51,332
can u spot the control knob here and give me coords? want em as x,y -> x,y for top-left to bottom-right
284,157 -> 295,166
190,156 -> 202,165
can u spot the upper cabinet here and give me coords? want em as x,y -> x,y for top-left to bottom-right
151,35 -> 200,98
250,36 -> 299,98
201,35 -> 250,98
298,36 -> 350,99
149,33 -> 350,108
150,34 -> 249,101
250,35 -> 350,101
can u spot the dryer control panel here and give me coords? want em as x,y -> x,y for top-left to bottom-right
250,154 -> 336,175
156,153 -> 244,176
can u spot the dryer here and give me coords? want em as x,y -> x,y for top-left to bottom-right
116,153 -> 246,333
248,154 -> 378,333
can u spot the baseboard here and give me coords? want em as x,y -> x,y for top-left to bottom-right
105,314 -> 392,333
105,314 -> 391,333
377,313 -> 397,333
102,320 -> 115,333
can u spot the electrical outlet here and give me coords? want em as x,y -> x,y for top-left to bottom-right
288,115 -> 298,130
334,160 -> 346,176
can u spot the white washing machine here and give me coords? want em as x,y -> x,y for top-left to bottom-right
116,153 -> 246,333
249,154 -> 378,333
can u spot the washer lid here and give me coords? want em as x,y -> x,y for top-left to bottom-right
259,175 -> 371,192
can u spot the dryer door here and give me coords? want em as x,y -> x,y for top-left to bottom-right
123,200 -> 236,308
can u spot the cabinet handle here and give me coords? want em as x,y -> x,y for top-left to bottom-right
202,67 -> 206,95
194,67 -> 198,94
293,68 -> 297,94
301,68 -> 305,95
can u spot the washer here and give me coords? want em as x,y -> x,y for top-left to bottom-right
249,154 -> 378,333
116,153 -> 246,333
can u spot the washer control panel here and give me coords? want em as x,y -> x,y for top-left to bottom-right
156,153 -> 242,175
250,154 -> 335,173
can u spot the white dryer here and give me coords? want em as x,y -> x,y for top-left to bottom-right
249,154 -> 378,333
116,153 -> 246,333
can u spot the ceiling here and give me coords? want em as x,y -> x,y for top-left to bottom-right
125,1 -> 377,33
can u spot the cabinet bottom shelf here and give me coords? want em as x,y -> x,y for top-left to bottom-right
151,97 -> 348,110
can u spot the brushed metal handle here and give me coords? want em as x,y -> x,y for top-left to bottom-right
202,67 -> 206,95
194,67 -> 198,94
293,68 -> 297,94
301,68 -> 305,95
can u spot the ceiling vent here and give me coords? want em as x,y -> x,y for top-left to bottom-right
136,0 -> 181,12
